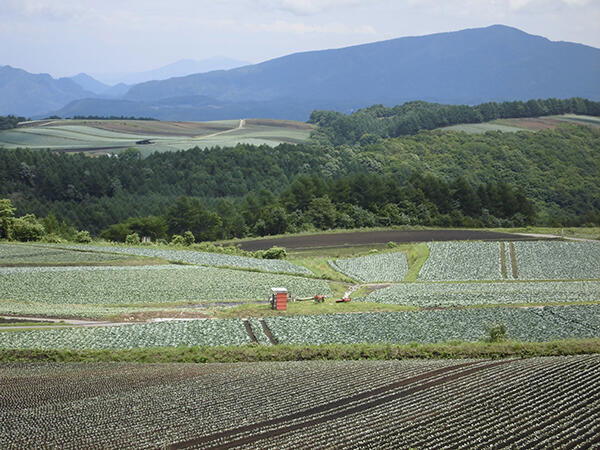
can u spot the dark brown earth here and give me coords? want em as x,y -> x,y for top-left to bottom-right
236,229 -> 549,251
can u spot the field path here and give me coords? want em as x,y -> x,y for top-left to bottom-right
193,119 -> 245,139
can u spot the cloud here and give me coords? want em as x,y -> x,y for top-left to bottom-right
255,0 -> 365,16
4,0 -> 92,21
250,20 -> 375,34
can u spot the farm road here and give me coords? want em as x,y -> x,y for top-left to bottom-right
195,119 -> 245,139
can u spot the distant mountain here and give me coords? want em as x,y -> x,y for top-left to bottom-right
92,57 -> 250,85
69,73 -> 130,97
69,73 -> 111,95
0,66 -> 97,117
50,25 -> 600,121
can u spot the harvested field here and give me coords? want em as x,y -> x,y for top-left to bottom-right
1,356 -> 598,448
235,229 -> 547,251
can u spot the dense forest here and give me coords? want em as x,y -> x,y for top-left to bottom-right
309,97 -> 600,146
1,121 -> 598,240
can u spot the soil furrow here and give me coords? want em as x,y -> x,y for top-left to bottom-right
259,319 -> 278,345
242,320 -> 258,344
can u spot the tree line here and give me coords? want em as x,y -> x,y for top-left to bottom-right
0,115 -> 27,130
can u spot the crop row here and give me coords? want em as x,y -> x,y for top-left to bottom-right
329,251 -> 408,282
363,280 -> 600,307
0,243 -> 131,265
254,356 -> 599,449
1,305 -> 597,350
264,305 -> 600,345
0,300 -> 181,319
51,244 -> 312,274
418,241 -> 600,281
1,357 -> 597,448
0,264 -> 331,305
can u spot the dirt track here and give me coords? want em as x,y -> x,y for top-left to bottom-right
236,229 -> 549,251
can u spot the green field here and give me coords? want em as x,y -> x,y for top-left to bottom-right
439,114 -> 600,134
0,118 -> 313,156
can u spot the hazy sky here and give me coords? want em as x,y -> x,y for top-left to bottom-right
2,0 -> 599,78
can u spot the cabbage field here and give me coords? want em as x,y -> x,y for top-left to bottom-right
2,304 -> 597,350
363,280 -> 600,307
1,356 -> 598,448
51,244 -> 312,274
329,251 -> 408,282
0,243 -> 134,265
0,264 -> 330,305
264,305 -> 600,345
416,240 -> 600,281
418,241 -> 502,280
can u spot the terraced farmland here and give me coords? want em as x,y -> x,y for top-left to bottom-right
0,265 -> 330,306
329,251 -> 409,282
51,244 -> 312,274
0,243 -> 138,266
363,280 -> 600,307
264,305 -> 600,345
0,118 -> 312,156
1,356 -> 598,448
416,240 -> 600,281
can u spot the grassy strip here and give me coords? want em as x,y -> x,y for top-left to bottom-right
404,243 -> 430,281
500,242 -> 508,279
2,339 -> 598,363
509,242 -> 519,279
215,300 -> 415,318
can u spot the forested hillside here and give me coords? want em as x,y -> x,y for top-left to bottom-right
310,98 -> 600,145
1,121 -> 597,238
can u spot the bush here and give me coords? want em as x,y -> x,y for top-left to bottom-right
262,246 -> 287,259
486,324 -> 508,343
74,230 -> 92,243
387,241 -> 399,248
170,234 -> 185,246
183,231 -> 195,246
43,233 -> 64,243
125,232 -> 141,245
10,214 -> 45,242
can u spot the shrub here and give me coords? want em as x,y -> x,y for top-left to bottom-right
43,233 -> 64,243
486,324 -> 508,343
125,233 -> 141,245
183,231 -> 195,246
10,214 -> 45,242
170,234 -> 185,246
262,246 -> 287,259
74,230 -> 92,243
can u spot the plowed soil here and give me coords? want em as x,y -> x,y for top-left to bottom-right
236,229 -> 546,251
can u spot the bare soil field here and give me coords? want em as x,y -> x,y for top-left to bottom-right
236,229 -> 547,251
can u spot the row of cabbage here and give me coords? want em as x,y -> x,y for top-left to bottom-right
329,251 -> 408,282
2,357 -> 597,448
363,280 -> 600,307
0,319 -> 250,350
0,300 -> 182,319
50,243 -> 312,275
0,265 -> 331,305
418,241 -> 600,281
0,359 -> 462,448
264,305 -> 600,345
0,243 -> 132,264
254,356 -> 600,449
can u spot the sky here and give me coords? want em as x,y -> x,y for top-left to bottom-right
1,0 -> 599,79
